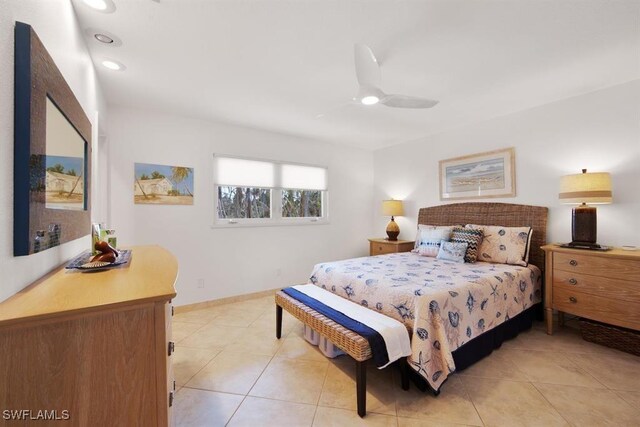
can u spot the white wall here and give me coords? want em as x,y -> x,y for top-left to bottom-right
0,1 -> 107,302
106,107 -> 373,306
373,80 -> 640,248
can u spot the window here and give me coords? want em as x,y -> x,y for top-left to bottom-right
217,186 -> 271,219
213,155 -> 328,225
282,189 -> 322,218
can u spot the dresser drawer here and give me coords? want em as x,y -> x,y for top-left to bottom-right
554,252 -> 640,281
370,243 -> 396,255
553,270 -> 640,303
553,287 -> 640,331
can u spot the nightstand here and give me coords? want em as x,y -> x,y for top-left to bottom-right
368,238 -> 415,256
541,244 -> 640,335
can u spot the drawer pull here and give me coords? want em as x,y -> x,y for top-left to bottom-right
568,278 -> 577,285
169,391 -> 174,407
569,259 -> 578,266
168,341 -> 175,356
569,296 -> 578,303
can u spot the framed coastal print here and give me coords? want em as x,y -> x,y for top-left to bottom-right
134,163 -> 194,205
439,148 -> 515,201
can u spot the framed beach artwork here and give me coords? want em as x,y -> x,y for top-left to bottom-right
439,148 -> 515,201
134,163 -> 194,205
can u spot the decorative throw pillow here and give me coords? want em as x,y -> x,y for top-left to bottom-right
450,227 -> 484,263
413,225 -> 454,257
465,224 -> 533,266
436,241 -> 468,263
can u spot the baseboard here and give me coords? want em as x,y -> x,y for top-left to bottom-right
174,287 -> 281,314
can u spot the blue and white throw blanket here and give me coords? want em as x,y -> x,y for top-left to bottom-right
283,284 -> 411,368
310,252 -> 542,391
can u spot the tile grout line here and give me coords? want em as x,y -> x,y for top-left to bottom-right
310,354 -> 333,427
175,347 -> 223,389
180,385 -> 246,397
454,374 -> 487,427
174,305 -> 265,390
224,394 -> 249,427
613,390 -> 640,416
177,301 -> 277,426
559,351 -> 610,389
243,311 -> 294,402
529,381 -> 574,426
501,345 -> 611,390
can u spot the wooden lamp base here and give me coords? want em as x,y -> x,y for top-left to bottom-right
386,217 -> 399,241
567,204 -> 601,249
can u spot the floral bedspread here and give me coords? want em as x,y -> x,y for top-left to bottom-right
309,252 -> 541,391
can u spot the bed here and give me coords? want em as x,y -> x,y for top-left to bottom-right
309,202 -> 548,392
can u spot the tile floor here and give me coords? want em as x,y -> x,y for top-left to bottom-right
172,295 -> 640,426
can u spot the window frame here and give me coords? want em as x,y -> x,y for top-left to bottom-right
212,155 -> 329,228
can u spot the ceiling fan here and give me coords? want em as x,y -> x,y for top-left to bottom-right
352,44 -> 438,109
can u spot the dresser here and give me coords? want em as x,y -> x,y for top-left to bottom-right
368,238 -> 415,256
0,245 -> 177,426
542,244 -> 640,335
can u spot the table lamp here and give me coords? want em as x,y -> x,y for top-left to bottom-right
559,169 -> 612,249
382,199 -> 404,241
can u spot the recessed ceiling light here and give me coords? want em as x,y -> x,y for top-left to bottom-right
361,96 -> 379,105
85,28 -> 122,46
82,0 -> 116,13
101,60 -> 124,71
94,33 -> 114,44
83,0 -> 107,10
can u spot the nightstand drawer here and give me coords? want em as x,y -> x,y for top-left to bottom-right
370,243 -> 396,256
553,270 -> 640,303
554,252 -> 640,281
368,239 -> 414,256
553,287 -> 640,330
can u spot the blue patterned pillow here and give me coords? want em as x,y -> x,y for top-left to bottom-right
436,240 -> 468,263
413,225 -> 454,257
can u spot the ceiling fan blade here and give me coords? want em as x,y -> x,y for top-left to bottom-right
354,44 -> 381,88
382,94 -> 439,109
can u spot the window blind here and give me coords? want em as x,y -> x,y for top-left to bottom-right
214,157 -> 275,188
281,164 -> 327,191
214,156 -> 327,190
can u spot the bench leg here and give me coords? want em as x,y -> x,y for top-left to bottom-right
276,304 -> 283,339
356,360 -> 366,417
400,359 -> 409,391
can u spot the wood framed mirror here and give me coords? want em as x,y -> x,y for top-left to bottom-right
14,22 -> 92,256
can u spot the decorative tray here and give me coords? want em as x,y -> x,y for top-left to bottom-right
66,249 -> 132,271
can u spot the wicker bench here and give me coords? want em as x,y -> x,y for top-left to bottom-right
275,290 -> 409,417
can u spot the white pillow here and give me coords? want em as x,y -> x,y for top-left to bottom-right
413,225 -> 454,257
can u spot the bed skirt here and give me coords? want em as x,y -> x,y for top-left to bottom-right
409,303 -> 540,394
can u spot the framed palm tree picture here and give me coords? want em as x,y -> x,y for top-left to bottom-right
134,163 -> 194,205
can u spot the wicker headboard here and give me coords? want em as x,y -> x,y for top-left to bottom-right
418,202 -> 548,273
